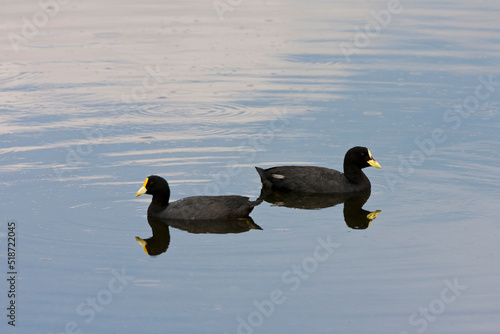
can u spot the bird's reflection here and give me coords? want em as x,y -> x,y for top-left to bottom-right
258,188 -> 380,229
136,216 -> 262,256
136,217 -> 171,256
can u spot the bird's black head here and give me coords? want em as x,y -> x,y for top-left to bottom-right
345,146 -> 382,170
135,175 -> 171,206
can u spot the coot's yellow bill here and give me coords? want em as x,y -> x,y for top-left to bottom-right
135,178 -> 149,197
367,149 -> 381,169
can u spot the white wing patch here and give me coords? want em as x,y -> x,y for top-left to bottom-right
272,174 -> 285,179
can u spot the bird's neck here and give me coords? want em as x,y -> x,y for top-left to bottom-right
343,163 -> 370,185
147,191 -> 170,214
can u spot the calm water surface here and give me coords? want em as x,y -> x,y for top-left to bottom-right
1,0 -> 499,333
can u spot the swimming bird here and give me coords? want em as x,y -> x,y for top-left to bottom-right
255,146 -> 381,194
135,175 -> 262,219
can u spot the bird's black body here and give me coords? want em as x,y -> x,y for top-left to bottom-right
137,175 -> 262,220
255,146 -> 381,194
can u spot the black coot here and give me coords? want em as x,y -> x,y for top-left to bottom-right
255,146 -> 381,194
136,175 -> 262,219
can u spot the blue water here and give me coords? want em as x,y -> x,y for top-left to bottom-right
1,0 -> 499,333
